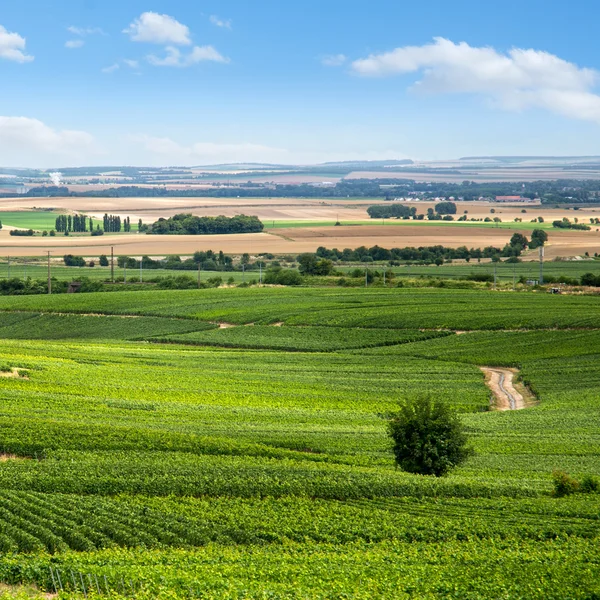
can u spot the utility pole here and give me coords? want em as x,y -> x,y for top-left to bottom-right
124,263 -> 127,284
242,264 -> 245,283
539,245 -> 544,285
197,261 -> 202,288
365,267 -> 368,288
493,262 -> 497,290
7,256 -> 9,279
47,251 -> 51,294
259,262 -> 262,285
140,259 -> 143,283
512,263 -> 516,291
111,246 -> 114,283
383,266 -> 386,286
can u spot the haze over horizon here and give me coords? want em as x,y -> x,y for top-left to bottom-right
2,0 -> 600,167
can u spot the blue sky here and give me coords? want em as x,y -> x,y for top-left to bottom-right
1,0 -> 600,167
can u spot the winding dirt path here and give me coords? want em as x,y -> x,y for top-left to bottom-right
480,367 -> 530,411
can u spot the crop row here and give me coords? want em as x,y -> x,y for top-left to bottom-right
0,312 -> 216,341
154,326 -> 450,351
4,538 -> 600,599
0,287 -> 599,329
0,491 -> 596,556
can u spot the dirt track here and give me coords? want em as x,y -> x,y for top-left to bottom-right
480,367 -> 527,411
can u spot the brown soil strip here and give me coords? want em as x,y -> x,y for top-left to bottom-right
480,367 -> 535,411
0,369 -> 27,379
0,454 -> 28,462
219,323 -> 238,329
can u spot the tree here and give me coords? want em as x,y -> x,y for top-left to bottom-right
529,229 -> 548,249
297,253 -> 333,276
435,201 -> 457,215
388,396 -> 473,477
509,233 -> 529,253
99,254 -> 109,267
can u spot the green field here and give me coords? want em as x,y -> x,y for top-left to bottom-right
0,211 -> 63,231
0,287 -> 597,598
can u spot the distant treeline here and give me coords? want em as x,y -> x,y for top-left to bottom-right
150,214 -> 263,235
6,179 -> 600,204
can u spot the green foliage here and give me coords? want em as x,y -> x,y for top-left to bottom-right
367,204 -> 416,219
435,201 -> 457,215
263,268 -> 303,286
552,470 -> 580,497
389,396 -> 474,476
580,475 -> 599,494
297,253 -> 333,275
151,213 -> 263,235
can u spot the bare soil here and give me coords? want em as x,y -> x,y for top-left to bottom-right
480,367 -> 535,410
0,368 -> 27,379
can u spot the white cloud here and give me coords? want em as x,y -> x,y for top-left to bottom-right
102,63 -> 120,74
65,40 -> 84,49
0,117 -> 96,164
351,37 -> 600,123
321,54 -> 346,67
67,26 -> 105,36
0,25 -> 34,63
130,134 -> 287,164
147,45 -> 229,67
102,59 -> 140,74
124,12 -> 191,45
209,15 -> 232,29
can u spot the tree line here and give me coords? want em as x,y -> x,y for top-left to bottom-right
55,215 -> 93,233
310,231 -> 547,266
10,179 -> 600,204
150,214 -> 263,235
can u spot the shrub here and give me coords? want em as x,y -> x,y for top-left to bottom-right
580,475 -> 599,494
388,396 -> 474,477
264,268 -> 302,286
552,470 -> 580,497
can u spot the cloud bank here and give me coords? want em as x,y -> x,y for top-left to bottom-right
131,135 -> 287,164
0,117 -> 96,165
352,37 -> 600,123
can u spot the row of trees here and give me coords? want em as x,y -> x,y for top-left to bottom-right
367,204 -> 417,219
552,218 -> 592,231
55,214 -> 93,233
150,214 -> 264,235
367,201 -> 458,221
310,233 -> 547,265
103,214 -> 122,233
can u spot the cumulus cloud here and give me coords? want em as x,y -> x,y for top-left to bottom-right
0,117 -> 95,164
321,54 -> 347,67
65,39 -> 85,49
209,15 -> 232,29
351,37 -> 600,123
147,45 -> 229,67
130,134 -> 286,164
0,25 -> 34,63
124,12 -> 191,45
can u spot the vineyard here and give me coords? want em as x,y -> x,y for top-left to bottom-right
0,287 -> 597,598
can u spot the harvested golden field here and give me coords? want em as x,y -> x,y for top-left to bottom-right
0,225 -> 598,258
2,196 -> 599,224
